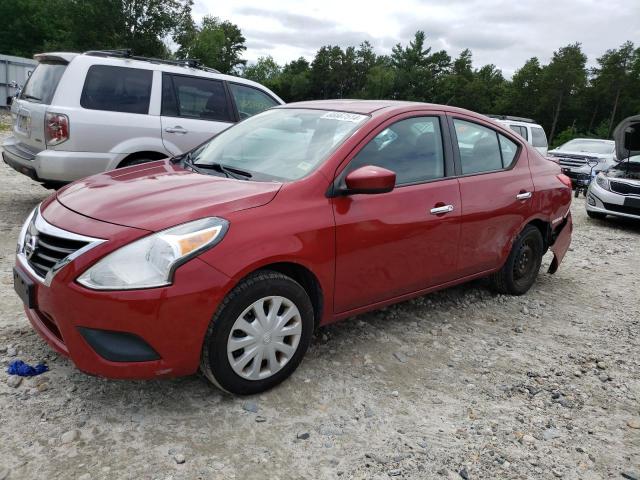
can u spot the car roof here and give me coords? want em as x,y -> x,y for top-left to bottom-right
566,138 -> 614,143
278,99 -> 488,118
34,51 -> 284,102
496,119 -> 543,128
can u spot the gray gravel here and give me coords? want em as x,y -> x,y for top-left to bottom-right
0,120 -> 639,479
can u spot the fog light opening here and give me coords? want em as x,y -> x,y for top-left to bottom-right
587,195 -> 596,206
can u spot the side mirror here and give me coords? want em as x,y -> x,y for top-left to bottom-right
344,165 -> 396,195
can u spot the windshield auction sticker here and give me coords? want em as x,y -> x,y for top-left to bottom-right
320,112 -> 367,123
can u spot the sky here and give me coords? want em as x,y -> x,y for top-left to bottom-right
192,0 -> 640,77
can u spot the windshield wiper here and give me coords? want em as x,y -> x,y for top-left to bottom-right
194,162 -> 253,179
181,153 -> 252,179
21,94 -> 42,102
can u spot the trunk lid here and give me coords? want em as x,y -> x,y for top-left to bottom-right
55,160 -> 282,231
12,57 -> 69,154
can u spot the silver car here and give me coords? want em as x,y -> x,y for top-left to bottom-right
2,50 -> 284,188
548,138 -> 616,186
586,115 -> 640,221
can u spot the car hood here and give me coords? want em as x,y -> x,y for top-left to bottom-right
548,149 -> 611,159
605,158 -> 640,181
55,160 -> 282,231
613,115 -> 640,160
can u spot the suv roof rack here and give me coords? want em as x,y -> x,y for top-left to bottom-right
83,49 -> 221,74
486,114 -> 536,124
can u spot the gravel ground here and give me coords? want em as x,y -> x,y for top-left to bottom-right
0,120 -> 639,480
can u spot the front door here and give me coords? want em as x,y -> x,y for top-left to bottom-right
332,114 -> 461,313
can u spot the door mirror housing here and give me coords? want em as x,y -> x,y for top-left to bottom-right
343,165 -> 396,195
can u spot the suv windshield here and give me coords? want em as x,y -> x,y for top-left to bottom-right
558,139 -> 614,155
192,108 -> 368,181
20,62 -> 67,104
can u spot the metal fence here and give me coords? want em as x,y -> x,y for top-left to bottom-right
1,54 -> 37,108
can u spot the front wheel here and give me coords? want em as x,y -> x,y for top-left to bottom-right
200,270 -> 314,395
490,225 -> 544,295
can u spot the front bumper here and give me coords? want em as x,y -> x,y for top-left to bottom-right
586,181 -> 640,220
2,136 -> 126,183
559,164 -> 605,186
15,202 -> 232,379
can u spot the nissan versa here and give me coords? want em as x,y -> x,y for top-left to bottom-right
13,100 -> 573,394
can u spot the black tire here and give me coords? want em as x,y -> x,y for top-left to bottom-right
490,225 -> 544,296
200,270 -> 314,395
586,210 -> 606,220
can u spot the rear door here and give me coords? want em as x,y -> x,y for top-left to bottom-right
449,115 -> 534,276
12,61 -> 68,153
160,73 -> 235,155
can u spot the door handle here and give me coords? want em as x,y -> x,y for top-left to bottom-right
516,191 -> 532,200
165,126 -> 188,134
430,204 -> 454,215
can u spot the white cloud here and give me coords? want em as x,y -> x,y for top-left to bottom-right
193,0 -> 640,76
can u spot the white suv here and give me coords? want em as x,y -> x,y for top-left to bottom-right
488,115 -> 549,156
2,50 -> 284,187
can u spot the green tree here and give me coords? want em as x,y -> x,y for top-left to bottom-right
243,56 -> 282,91
178,16 -> 246,73
539,43 -> 587,142
278,58 -> 312,101
499,57 -> 543,118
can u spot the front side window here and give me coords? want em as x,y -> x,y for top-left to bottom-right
20,62 -> 67,105
345,117 -> 445,185
229,83 -> 279,119
191,108 -> 368,181
454,119 -> 520,174
80,65 -> 152,114
162,74 -> 232,122
531,127 -> 548,148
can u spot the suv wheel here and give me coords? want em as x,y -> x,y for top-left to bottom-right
200,270 -> 314,395
490,225 -> 544,295
119,157 -> 155,168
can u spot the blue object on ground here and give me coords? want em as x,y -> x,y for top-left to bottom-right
6,359 -> 49,377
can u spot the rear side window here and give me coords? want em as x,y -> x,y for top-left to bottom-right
531,127 -> 548,148
228,83 -> 279,119
20,62 -> 67,105
81,65 -> 152,114
162,74 -> 232,122
509,124 -> 528,140
453,119 -> 520,174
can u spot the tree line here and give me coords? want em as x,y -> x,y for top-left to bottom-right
2,0 -> 639,144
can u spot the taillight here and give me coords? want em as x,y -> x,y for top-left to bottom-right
45,112 -> 69,145
557,174 -> 572,189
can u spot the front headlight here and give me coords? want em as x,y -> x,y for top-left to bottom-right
595,173 -> 610,191
77,217 -> 228,290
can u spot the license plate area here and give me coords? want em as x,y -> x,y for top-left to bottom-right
624,197 -> 640,209
16,110 -> 31,136
13,267 -> 37,309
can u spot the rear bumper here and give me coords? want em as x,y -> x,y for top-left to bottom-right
2,136 -> 125,183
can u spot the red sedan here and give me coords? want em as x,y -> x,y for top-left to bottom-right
13,100 -> 573,394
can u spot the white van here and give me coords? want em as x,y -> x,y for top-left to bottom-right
2,50 -> 284,188
487,115 -> 549,156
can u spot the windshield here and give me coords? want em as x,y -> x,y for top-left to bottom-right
20,62 -> 67,104
191,108 -> 368,181
558,139 -> 614,155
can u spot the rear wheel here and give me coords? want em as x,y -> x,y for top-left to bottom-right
200,270 -> 314,395
586,210 -> 606,220
490,225 -> 544,295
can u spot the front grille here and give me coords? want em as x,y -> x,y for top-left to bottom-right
602,202 -> 640,216
610,181 -> 640,196
24,223 -> 89,278
556,154 -> 596,168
